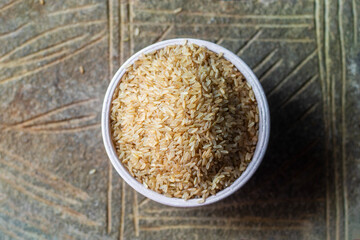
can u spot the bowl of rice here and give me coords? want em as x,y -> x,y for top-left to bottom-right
102,38 -> 270,207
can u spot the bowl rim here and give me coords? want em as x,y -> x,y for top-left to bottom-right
101,38 -> 270,207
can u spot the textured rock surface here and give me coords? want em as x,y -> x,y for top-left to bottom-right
0,0 -> 359,239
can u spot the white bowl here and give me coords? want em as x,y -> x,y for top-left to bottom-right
102,38 -> 270,207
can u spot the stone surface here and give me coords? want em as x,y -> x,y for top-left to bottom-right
0,0 -> 359,239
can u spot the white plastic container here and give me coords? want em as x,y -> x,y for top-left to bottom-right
102,38 -> 270,207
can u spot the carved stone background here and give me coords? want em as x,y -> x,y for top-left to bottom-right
0,0 -> 359,239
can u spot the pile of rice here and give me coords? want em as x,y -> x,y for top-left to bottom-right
110,43 -> 258,200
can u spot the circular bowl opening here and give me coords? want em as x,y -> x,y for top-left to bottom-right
102,38 -> 270,207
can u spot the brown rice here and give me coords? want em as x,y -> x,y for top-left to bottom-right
110,43 -> 258,200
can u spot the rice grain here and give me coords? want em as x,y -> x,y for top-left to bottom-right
110,43 -> 258,200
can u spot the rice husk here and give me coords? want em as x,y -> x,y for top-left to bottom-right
110,43 -> 259,200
